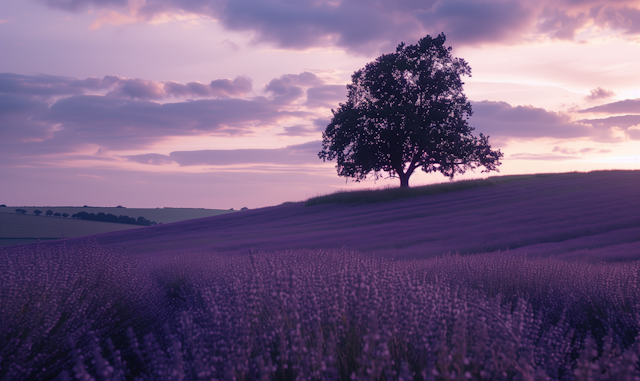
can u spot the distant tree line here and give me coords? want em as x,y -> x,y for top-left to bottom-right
14,208 -> 156,226
71,211 -> 157,226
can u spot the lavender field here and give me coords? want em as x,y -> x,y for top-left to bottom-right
1,170 -> 640,380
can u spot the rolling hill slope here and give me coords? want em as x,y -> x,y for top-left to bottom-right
83,170 -> 640,261
2,170 -> 640,379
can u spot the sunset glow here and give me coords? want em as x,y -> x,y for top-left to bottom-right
1,0 -> 639,208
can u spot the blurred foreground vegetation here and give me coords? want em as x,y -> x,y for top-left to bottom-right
1,240 -> 639,380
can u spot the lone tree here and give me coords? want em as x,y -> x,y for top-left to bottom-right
319,33 -> 503,188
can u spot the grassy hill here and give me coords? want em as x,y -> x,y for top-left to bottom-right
90,170 -> 640,262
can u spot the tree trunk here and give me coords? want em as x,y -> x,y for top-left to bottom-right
399,175 -> 409,188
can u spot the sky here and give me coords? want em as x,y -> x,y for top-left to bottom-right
1,0 -> 640,209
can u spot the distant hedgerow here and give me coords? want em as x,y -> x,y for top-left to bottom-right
71,211 -> 157,226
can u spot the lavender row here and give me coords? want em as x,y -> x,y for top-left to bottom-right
2,240 -> 640,380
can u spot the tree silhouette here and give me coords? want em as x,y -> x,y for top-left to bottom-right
15,209 -> 27,215
319,33 -> 503,188
34,210 -> 42,216
46,210 -> 54,217
62,213 -> 69,218
54,212 -> 61,217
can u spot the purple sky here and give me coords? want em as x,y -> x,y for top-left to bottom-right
1,0 -> 640,209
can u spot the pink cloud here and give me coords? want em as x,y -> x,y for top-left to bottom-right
125,141 -> 322,166
584,87 -> 616,103
579,98 -> 640,114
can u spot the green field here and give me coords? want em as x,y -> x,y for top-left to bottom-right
1,206 -> 237,223
0,213 -> 143,246
0,207 -> 238,246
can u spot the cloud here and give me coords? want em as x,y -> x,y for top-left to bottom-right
304,85 -> 347,108
0,94 -> 52,144
164,76 -> 253,99
276,125 -> 318,137
418,0 -> 535,45
596,6 -> 640,36
584,87 -> 616,103
628,125 -> 640,140
578,115 -> 640,129
277,117 -> 331,137
0,72 -> 335,161
106,76 -> 254,100
220,39 -> 240,51
107,78 -> 166,100
0,73 -> 116,97
77,173 -> 107,179
39,0 -> 127,11
39,95 -> 299,149
39,0 -> 640,52
577,114 -> 640,141
470,101 -> 593,139
0,73 -> 253,101
125,141 -> 322,166
124,153 -> 176,165
578,98 -> 640,114
510,145 -> 614,161
264,72 -> 322,104
552,146 -> 612,155
510,153 -> 580,161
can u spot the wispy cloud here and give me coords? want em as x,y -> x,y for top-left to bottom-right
578,98 -> 640,115
124,141 -> 322,166
510,153 -> 580,161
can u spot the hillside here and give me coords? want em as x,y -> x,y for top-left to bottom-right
3,170 -> 640,379
85,170 -> 640,261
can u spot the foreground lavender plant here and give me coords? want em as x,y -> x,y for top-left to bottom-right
2,240 -> 639,380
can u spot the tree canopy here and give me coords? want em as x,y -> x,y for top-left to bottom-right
319,33 -> 503,188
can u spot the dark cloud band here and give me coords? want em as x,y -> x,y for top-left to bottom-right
37,0 -> 640,52
124,141 -> 322,166
579,99 -> 640,115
